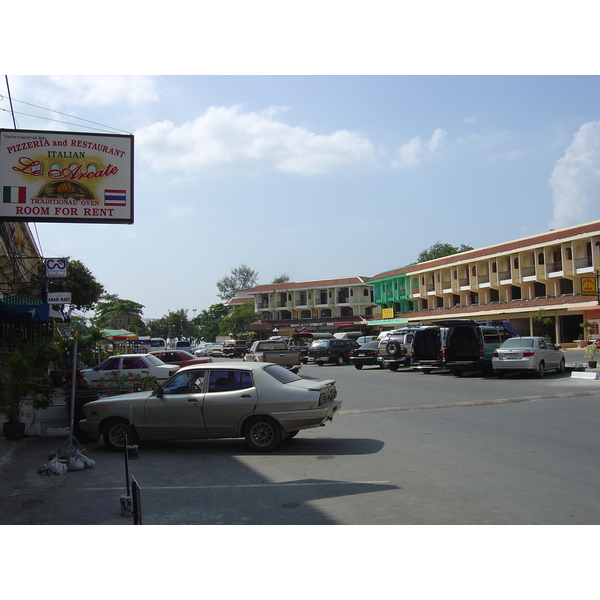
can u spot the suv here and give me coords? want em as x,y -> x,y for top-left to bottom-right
307,339 -> 360,365
222,340 -> 248,358
378,326 -> 446,373
434,319 -> 517,375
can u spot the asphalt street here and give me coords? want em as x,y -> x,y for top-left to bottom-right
1,349 -> 599,526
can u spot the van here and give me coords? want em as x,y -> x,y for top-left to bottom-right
434,319 -> 516,375
378,327 -> 446,372
174,340 -> 192,352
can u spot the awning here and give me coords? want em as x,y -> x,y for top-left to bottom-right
101,329 -> 139,340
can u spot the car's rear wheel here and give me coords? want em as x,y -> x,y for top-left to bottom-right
388,363 -> 399,371
103,418 -> 136,452
336,354 -> 344,366
244,416 -> 282,452
354,364 -> 363,369
495,370 -> 505,378
536,361 -> 545,378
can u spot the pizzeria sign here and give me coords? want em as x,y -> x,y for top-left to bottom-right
0,128 -> 134,224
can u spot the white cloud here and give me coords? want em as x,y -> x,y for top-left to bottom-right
549,121 -> 600,229
44,76 -> 159,106
135,104 -> 377,176
390,128 -> 446,169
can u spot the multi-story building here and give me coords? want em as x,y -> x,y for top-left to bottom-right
245,276 -> 380,338
369,219 -> 600,345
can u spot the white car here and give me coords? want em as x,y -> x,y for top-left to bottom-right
79,362 -> 341,452
491,337 -> 565,378
81,354 -> 180,390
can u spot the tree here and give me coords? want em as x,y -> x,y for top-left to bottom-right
216,264 -> 258,301
219,301 -> 258,338
417,241 -> 474,263
195,303 -> 229,342
272,273 -> 290,284
91,293 -> 145,333
32,258 -> 104,310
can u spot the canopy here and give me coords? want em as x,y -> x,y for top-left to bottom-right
101,329 -> 139,340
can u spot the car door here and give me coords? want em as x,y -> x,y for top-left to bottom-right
202,369 -> 257,436
91,356 -> 122,385
143,369 -> 207,438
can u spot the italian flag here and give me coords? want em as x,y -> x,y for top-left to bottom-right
3,186 -> 26,203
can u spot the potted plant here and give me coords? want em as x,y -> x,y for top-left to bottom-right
0,339 -> 57,440
584,340 -> 600,369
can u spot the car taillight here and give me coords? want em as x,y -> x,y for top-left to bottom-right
492,351 -> 499,357
260,353 -> 267,362
523,351 -> 535,357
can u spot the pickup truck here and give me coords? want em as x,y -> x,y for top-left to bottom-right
243,340 -> 301,373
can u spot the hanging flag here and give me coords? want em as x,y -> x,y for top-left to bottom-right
3,186 -> 26,203
104,189 -> 127,206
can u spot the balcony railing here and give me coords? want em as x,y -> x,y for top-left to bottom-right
575,256 -> 592,269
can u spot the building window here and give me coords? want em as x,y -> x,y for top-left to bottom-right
538,253 -> 545,265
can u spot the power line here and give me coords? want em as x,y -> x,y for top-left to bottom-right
0,91 -> 132,134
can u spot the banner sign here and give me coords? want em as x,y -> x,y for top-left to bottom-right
381,307 -> 395,319
0,128 -> 133,224
47,291 -> 71,304
45,258 -> 67,279
581,276 -> 597,296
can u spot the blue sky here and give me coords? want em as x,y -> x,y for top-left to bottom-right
2,8 -> 599,322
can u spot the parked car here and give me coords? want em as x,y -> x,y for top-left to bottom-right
222,340 -> 248,358
433,319 -> 517,376
349,341 -> 384,369
195,344 -> 223,356
492,337 -> 565,377
81,354 -> 179,390
306,339 -> 360,366
149,350 -> 212,367
79,362 -> 341,452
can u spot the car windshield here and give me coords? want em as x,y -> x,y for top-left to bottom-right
501,338 -> 534,348
264,364 -> 302,383
360,342 -> 379,349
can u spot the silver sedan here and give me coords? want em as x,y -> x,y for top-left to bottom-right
491,337 -> 565,378
80,362 -> 341,452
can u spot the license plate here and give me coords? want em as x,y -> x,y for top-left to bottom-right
358,352 -> 366,356
307,357 -> 315,362
505,353 -> 517,359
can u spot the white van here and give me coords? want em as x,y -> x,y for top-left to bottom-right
174,340 -> 192,352
149,338 -> 166,352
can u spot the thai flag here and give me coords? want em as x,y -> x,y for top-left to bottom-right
104,189 -> 127,206
3,186 -> 26,203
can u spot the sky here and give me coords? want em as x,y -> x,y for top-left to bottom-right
2,6 -> 600,325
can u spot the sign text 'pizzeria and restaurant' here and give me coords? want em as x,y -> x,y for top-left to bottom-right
0,129 -> 134,224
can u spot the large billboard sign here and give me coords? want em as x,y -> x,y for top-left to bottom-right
0,129 -> 133,224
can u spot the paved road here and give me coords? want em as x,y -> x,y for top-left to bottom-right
1,357 -> 599,525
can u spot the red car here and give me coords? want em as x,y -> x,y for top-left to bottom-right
150,350 -> 213,367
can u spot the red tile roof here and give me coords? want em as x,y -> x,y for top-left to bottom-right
246,276 -> 370,293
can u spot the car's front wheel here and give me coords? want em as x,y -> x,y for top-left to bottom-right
103,418 -> 136,452
244,416 -> 282,452
557,358 -> 565,373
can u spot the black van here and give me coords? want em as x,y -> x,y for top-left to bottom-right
434,319 -> 517,375
307,339 -> 360,365
378,327 -> 444,372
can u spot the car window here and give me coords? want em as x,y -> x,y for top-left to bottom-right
98,357 -> 121,371
123,357 -> 147,370
482,328 -> 501,343
163,371 -> 205,394
538,339 -> 548,349
264,364 -> 302,383
145,354 -> 166,366
180,351 -> 196,359
207,370 -> 253,392
311,340 -> 329,348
